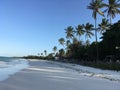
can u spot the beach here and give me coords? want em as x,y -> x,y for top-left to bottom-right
0,60 -> 120,90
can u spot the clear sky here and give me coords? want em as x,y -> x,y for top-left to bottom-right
0,0 -> 120,56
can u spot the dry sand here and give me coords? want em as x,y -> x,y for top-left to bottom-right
0,60 -> 120,90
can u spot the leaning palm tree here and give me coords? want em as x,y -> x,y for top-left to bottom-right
98,18 -> 110,34
75,24 -> 85,42
87,0 -> 104,60
84,23 -> 94,45
103,0 -> 120,24
58,38 -> 65,48
65,26 -> 74,40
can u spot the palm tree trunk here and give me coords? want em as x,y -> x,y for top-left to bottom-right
79,35 -> 80,42
110,15 -> 112,25
87,37 -> 89,46
95,19 -> 99,61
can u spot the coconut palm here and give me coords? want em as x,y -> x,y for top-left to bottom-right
66,40 -> 71,47
103,0 -> 120,24
53,46 -> 57,55
73,38 -> 79,45
98,18 -> 110,34
75,24 -> 85,41
84,23 -> 94,42
58,38 -> 65,48
87,0 -> 104,60
65,26 -> 74,40
66,40 -> 71,55
87,0 -> 104,42
86,40 -> 90,46
59,49 -> 65,58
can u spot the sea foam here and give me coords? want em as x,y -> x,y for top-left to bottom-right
0,57 -> 29,81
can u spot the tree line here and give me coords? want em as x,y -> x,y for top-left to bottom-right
23,0 -> 120,70
53,0 -> 120,62
24,0 -> 120,63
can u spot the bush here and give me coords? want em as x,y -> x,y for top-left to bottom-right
80,61 -> 120,71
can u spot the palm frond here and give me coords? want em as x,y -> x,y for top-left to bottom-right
116,8 -> 120,13
98,9 -> 105,16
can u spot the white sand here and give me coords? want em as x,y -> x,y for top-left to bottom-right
0,60 -> 120,90
52,61 -> 120,81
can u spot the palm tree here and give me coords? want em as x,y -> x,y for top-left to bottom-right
87,0 -> 104,42
53,46 -> 57,55
58,38 -> 65,48
59,49 -> 65,58
65,26 -> 74,40
84,23 -> 94,45
41,53 -> 43,56
44,50 -> 47,56
86,40 -> 90,46
75,24 -> 85,41
103,0 -> 120,24
66,40 -> 71,47
66,40 -> 71,55
98,18 -> 110,34
87,0 -> 104,60
73,38 -> 79,45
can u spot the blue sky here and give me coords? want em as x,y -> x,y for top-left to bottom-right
0,0 -> 120,56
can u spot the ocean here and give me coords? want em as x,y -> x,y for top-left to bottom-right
0,57 -> 29,81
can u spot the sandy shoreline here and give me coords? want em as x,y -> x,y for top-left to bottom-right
0,60 -> 120,90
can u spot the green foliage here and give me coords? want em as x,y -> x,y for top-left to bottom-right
103,0 -> 120,24
75,24 -> 85,41
58,49 -> 65,58
84,22 -> 94,41
53,46 -> 57,55
87,0 -> 104,19
87,0 -> 105,60
57,20 -> 120,63
44,50 -> 47,56
58,38 -> 65,48
100,20 -> 120,58
80,61 -> 120,71
23,55 -> 45,59
47,53 -> 54,60
98,18 -> 110,34
65,26 -> 74,39
22,0 -> 120,71
51,0 -> 120,71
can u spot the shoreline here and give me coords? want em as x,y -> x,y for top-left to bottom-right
0,60 -> 120,90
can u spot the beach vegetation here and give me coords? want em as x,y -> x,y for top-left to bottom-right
23,0 -> 120,71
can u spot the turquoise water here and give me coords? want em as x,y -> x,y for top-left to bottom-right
0,57 -> 15,62
0,57 -> 29,81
